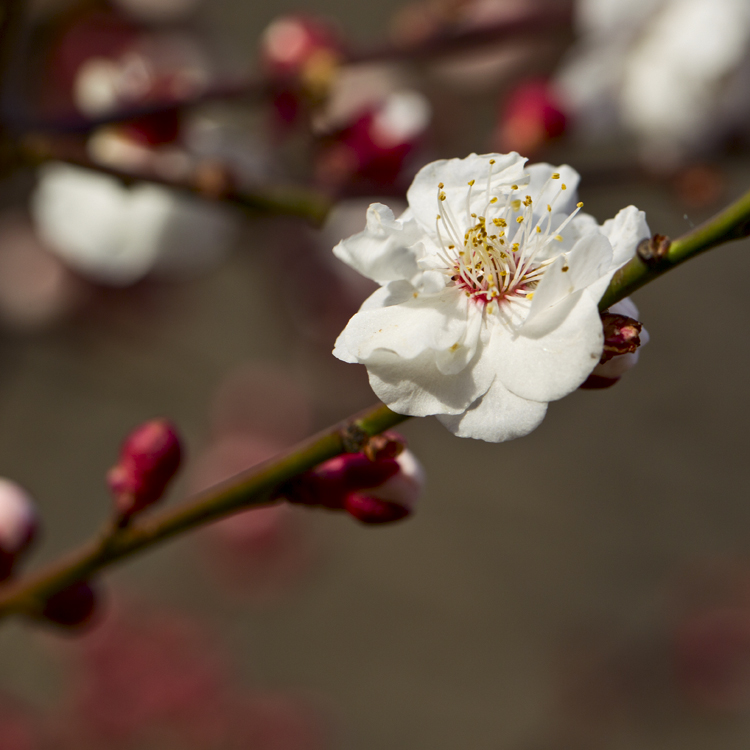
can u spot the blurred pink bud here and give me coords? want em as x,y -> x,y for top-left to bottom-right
0,479 -> 38,581
581,298 -> 649,389
259,14 -> 343,77
285,437 -> 424,525
316,91 -> 430,190
495,78 -> 566,156
107,419 -> 182,518
41,580 -> 98,628
674,606 -> 750,713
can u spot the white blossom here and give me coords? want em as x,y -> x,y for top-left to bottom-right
333,152 -> 649,442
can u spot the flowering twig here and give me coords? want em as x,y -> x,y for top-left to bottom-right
0,403 -> 406,622
16,6 -> 572,134
599,185 -> 750,310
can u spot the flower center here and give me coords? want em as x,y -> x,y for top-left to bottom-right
434,161 -> 583,318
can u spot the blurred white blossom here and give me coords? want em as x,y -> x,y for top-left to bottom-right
32,163 -> 239,286
555,0 -> 750,165
333,152 -> 649,441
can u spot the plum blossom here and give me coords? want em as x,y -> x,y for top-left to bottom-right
333,152 -> 649,442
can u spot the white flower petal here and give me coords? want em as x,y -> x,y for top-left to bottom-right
436,377 -> 547,442
333,203 -> 424,284
600,205 -> 650,267
336,285 -> 469,362
494,291 -> 604,402
366,347 -> 493,417
407,152 -> 528,236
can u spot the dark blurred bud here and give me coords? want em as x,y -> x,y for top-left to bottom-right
107,419 -> 182,518
0,479 -> 38,582
41,580 -> 98,628
495,78 -> 566,156
581,298 -> 649,390
284,437 -> 424,525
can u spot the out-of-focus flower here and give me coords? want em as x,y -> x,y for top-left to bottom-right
333,152 -> 649,441
0,695 -> 40,750
580,297 -> 648,389
259,14 -> 345,129
107,419 -> 182,519
0,479 -> 37,581
316,90 -> 432,191
494,78 -> 566,156
555,0 -> 750,166
284,435 -> 425,524
31,163 -> 239,285
190,364 -> 317,602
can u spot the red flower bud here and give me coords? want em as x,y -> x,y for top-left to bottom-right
284,436 -> 424,525
0,479 -> 38,582
41,580 -> 98,628
107,419 -> 182,519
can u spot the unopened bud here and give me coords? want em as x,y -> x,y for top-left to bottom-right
581,298 -> 649,389
107,419 -> 182,519
40,580 -> 98,628
0,479 -> 38,581
284,438 -> 424,525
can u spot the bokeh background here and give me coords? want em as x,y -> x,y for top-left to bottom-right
1,0 -> 750,748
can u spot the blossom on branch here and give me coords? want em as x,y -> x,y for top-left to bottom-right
333,152 -> 649,441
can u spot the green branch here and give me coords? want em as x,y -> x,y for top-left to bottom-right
599,186 -> 750,310
0,402 -> 407,621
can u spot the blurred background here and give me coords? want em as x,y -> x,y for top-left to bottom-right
1,0 -> 750,748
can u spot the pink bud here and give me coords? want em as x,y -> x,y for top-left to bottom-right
259,15 -> 343,77
0,479 -> 38,581
41,580 -> 98,628
581,298 -> 649,389
285,438 -> 425,525
107,419 -> 182,518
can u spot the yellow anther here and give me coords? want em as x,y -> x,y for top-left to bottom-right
512,243 -> 519,251
576,202 -> 583,208
536,226 -> 541,233
555,234 -> 563,241
468,180 -> 475,186
439,191 -> 446,201
526,292 -> 535,300
489,159 -> 496,164
511,200 -> 521,211
436,214 -> 441,220
438,182 -> 444,189
448,244 -> 455,249
511,184 -> 519,190
523,195 -> 532,206
490,197 -> 498,204
561,266 -> 569,272
561,184 -> 567,190
516,216 -> 524,224
547,204 -> 552,212
551,173 -> 560,179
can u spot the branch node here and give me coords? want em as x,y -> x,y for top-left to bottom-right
637,233 -> 671,266
341,423 -> 369,454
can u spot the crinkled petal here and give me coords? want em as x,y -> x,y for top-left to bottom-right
335,285 -> 470,362
494,291 -> 604,402
407,152 -> 528,237
333,203 -> 424,284
600,205 -> 650,267
366,347 -> 492,417
436,377 -> 547,442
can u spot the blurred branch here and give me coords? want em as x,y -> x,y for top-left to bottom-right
16,4 -> 573,134
599,185 -> 750,310
0,403 -> 407,622
20,133 -> 333,224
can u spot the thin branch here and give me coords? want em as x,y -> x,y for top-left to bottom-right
599,185 -> 750,310
0,403 -> 407,621
21,134 -> 333,225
